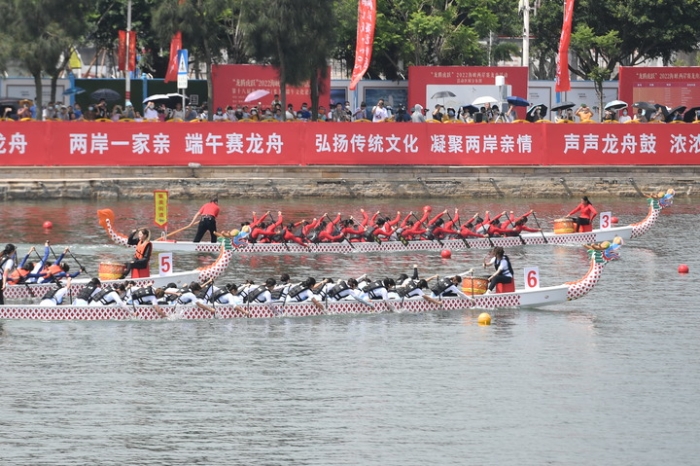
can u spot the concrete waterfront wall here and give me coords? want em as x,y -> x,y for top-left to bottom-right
0,166 -> 697,200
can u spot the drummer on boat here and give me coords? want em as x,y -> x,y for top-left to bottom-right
567,196 -> 598,232
483,246 -> 514,294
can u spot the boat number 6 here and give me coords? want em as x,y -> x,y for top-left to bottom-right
524,267 -> 540,290
159,252 -> 173,276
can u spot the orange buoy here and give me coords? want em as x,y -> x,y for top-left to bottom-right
611,216 -> 619,224
678,264 -> 689,274
440,249 -> 452,259
43,220 -> 53,229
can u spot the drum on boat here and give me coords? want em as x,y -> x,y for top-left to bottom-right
462,276 -> 489,295
98,261 -> 126,281
553,217 -> 576,234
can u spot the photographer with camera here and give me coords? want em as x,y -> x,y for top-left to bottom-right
394,104 -> 411,122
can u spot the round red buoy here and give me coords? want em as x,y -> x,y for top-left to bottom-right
424,205 -> 432,212
678,264 -> 689,274
43,220 -> 53,229
441,249 -> 452,259
611,216 -> 619,224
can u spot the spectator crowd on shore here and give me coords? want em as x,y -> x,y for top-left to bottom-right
2,94 -> 697,124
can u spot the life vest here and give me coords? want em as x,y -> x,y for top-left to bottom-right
135,241 -> 151,261
431,277 -> 455,296
327,281 -> 350,300
8,268 -> 29,283
287,283 -> 309,300
244,285 -> 268,303
77,284 -> 99,302
132,286 -> 155,303
361,280 -> 386,299
209,288 -> 230,303
42,287 -> 61,301
396,281 -> 419,298
91,288 -> 113,304
270,285 -> 288,301
44,264 -> 63,280
494,255 -> 514,277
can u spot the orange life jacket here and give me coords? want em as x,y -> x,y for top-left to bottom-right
135,241 -> 151,261
8,268 -> 29,283
43,264 -> 63,278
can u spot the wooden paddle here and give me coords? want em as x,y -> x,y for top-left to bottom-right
446,211 -> 470,249
165,220 -> 196,239
530,211 -> 548,244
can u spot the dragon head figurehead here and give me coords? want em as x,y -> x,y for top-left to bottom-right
586,235 -> 623,263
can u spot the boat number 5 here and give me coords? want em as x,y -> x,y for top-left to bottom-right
524,266 -> 540,290
159,252 -> 173,276
599,211 -> 612,230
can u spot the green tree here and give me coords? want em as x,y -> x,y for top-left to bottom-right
152,0 -> 234,121
2,0 -> 90,119
242,0 -> 329,120
532,0 -> 700,80
334,0 -> 519,81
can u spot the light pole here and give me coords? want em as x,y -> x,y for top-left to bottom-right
519,0 -> 530,75
125,0 -> 132,105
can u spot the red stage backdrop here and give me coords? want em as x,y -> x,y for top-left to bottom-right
211,64 -> 331,111
1,121 -> 699,166
619,66 -> 700,109
408,66 -> 529,119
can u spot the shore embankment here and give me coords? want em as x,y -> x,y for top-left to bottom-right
0,165 -> 697,200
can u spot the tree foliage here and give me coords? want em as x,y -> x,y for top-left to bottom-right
151,0 -> 236,120
532,0 -> 700,80
242,0 -> 335,120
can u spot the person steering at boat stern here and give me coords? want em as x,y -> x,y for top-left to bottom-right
121,228 -> 152,278
568,196 -> 598,232
192,196 -> 220,243
483,246 -> 513,293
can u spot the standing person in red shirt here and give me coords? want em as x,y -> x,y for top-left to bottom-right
567,196 -> 598,232
191,197 -> 221,243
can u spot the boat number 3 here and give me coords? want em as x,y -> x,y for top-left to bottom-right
159,252 -> 173,276
599,212 -> 612,230
524,267 -> 540,290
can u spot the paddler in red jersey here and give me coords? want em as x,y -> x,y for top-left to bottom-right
567,196 -> 598,232
121,228 -> 153,278
191,196 -> 220,243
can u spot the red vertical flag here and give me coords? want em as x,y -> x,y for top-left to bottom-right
117,31 -> 137,71
164,32 -> 182,83
349,0 -> 377,90
555,0 -> 575,92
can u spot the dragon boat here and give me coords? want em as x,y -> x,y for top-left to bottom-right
0,241 -> 620,321
97,192 -> 672,254
2,240 -> 234,301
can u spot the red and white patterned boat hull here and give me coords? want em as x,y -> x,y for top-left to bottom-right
0,257 -> 608,321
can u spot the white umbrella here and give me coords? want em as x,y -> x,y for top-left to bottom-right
472,96 -> 499,106
244,89 -> 270,103
143,94 -> 170,104
604,100 -> 628,111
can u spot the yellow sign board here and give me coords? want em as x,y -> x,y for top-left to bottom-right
154,190 -> 169,227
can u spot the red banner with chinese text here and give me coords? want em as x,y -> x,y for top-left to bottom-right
1,121 -> 700,166
117,31 -> 137,72
164,32 -> 182,84
555,0 -> 575,92
349,0 -> 377,90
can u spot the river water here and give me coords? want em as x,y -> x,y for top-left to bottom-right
1,197 -> 699,465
